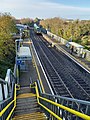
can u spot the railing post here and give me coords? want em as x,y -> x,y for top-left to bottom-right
7,83 -> 10,97
1,84 -> 5,100
85,105 -> 90,116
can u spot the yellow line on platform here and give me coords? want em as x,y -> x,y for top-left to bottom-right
23,41 -> 32,44
29,39 -> 45,93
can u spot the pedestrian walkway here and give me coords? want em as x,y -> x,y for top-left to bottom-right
19,39 -> 38,87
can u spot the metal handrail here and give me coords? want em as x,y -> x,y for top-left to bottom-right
0,99 -> 15,117
42,93 -> 90,106
31,81 -> 90,120
33,82 -> 62,120
39,102 -> 62,120
6,84 -> 17,120
39,96 -> 90,120
10,69 -> 17,80
0,84 -> 18,120
0,78 -> 7,84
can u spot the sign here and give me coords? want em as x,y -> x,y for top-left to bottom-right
16,59 -> 22,65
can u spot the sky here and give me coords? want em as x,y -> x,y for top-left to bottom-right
0,0 -> 90,20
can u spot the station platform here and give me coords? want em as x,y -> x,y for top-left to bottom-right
43,34 -> 90,72
19,38 -> 51,93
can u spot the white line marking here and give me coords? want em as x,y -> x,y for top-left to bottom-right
31,38 -> 54,95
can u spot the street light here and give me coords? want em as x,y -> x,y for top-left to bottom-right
20,28 -> 22,40
69,36 -> 72,42
15,39 -> 23,83
15,39 -> 23,55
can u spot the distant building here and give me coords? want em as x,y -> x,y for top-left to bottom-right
16,24 -> 28,31
15,19 -> 21,24
65,19 -> 74,23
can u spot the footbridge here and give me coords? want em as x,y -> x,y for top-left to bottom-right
0,37 -> 90,120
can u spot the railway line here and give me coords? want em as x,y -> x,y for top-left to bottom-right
30,30 -> 90,101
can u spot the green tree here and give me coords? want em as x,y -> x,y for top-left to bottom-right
0,13 -> 17,78
40,17 -> 90,46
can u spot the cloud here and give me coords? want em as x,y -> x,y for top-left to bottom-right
38,2 -> 90,12
26,1 -> 90,19
0,0 -> 90,19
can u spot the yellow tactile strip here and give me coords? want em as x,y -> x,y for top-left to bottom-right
17,93 -> 36,99
12,112 -> 47,120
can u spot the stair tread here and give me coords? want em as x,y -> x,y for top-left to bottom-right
16,101 -> 37,106
16,97 -> 37,103
14,108 -> 41,116
17,96 -> 36,100
13,112 -> 45,117
13,112 -> 47,120
13,114 -> 46,118
17,93 -> 36,98
13,117 -> 47,120
15,104 -> 39,110
12,87 -> 47,119
12,117 -> 47,120
16,99 -> 37,104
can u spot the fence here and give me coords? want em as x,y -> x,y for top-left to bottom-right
46,31 -> 90,60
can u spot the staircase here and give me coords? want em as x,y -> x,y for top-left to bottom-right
12,87 -> 47,120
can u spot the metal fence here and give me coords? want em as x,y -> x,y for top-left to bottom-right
46,31 -> 90,60
31,80 -> 90,120
0,69 -> 17,120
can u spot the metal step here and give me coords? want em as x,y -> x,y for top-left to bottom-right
16,98 -> 37,104
14,107 -> 41,116
18,87 -> 31,94
12,86 -> 47,119
15,102 -> 39,110
17,93 -> 36,99
12,112 -> 47,120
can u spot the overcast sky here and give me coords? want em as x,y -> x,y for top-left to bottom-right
0,0 -> 90,19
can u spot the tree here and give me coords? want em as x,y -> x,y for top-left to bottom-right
40,17 -> 90,46
20,18 -> 34,26
0,13 -> 17,78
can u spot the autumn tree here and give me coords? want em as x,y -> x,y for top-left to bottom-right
20,18 -> 34,26
0,13 -> 17,78
40,17 -> 90,46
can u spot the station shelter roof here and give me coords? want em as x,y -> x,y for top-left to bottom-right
17,46 -> 32,60
69,42 -> 84,48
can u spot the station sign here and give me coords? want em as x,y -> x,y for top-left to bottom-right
16,59 -> 22,65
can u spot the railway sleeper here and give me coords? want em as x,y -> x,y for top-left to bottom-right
59,91 -> 69,94
54,84 -> 65,87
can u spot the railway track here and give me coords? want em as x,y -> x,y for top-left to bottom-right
30,30 -> 90,101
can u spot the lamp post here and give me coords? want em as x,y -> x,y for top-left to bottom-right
15,39 -> 23,84
20,28 -> 24,46
20,28 -> 22,40
15,39 -> 23,54
70,36 -> 72,42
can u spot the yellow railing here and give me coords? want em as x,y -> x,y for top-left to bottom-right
0,84 -> 19,120
31,82 -> 90,120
